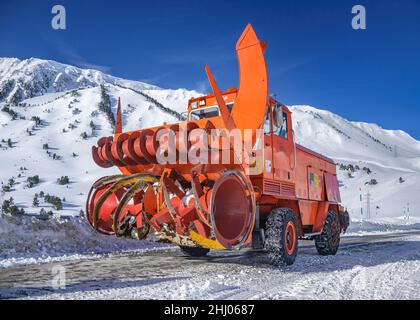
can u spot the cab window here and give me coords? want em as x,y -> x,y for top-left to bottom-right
189,106 -> 220,120
226,102 -> 234,113
273,107 -> 288,139
263,106 -> 271,134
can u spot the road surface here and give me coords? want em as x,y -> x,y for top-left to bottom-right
1,231 -> 420,299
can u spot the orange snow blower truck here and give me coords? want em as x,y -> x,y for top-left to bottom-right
86,24 -> 349,265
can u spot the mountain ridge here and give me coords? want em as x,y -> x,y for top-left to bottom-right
0,57 -> 159,104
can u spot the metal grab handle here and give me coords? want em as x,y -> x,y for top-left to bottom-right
291,129 -> 297,169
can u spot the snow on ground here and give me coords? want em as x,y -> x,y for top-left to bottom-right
3,232 -> 418,300
346,216 -> 420,236
1,211 -> 419,270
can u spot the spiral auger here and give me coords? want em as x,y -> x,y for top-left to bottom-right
85,169 -> 256,249
86,174 -> 158,239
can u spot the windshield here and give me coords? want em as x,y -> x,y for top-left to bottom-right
190,106 -> 220,120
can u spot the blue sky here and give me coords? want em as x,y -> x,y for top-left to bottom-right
1,0 -> 419,138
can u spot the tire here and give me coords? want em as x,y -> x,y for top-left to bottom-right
132,223 -> 150,240
264,208 -> 298,266
340,210 -> 350,233
315,210 -> 341,255
180,246 -> 210,257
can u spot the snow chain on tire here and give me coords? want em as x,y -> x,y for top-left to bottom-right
315,210 -> 341,255
264,208 -> 298,266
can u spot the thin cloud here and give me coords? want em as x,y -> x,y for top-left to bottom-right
50,39 -> 111,73
72,60 -> 111,73
273,57 -> 317,74
160,44 -> 234,66
195,80 -> 209,94
138,72 -> 173,85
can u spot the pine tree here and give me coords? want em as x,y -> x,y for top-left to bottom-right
97,85 -> 115,128
33,195 -> 39,207
26,175 -> 40,188
57,176 -> 70,185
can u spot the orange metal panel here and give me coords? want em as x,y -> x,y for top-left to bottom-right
324,171 -> 341,203
272,109 -> 294,182
298,200 -> 318,226
313,201 -> 329,233
307,166 -> 324,201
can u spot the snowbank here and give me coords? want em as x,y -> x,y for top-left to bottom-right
346,217 -> 420,236
0,215 -> 173,268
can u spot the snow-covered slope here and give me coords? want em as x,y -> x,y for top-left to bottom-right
291,105 -> 420,219
0,84 -> 196,217
0,58 -> 419,222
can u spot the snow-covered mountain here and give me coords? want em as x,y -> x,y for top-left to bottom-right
0,57 -> 160,104
0,57 -> 419,221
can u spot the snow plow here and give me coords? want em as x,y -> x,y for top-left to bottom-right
86,24 -> 349,265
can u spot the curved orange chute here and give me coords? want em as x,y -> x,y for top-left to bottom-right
232,23 -> 268,136
204,23 -> 268,145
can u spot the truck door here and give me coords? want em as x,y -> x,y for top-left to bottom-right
263,105 -> 274,179
271,105 -> 294,182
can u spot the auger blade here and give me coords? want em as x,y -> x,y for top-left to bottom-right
92,174 -> 158,229
86,175 -> 126,234
92,174 -> 127,189
113,179 -> 149,236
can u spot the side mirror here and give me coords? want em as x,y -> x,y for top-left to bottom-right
274,105 -> 284,128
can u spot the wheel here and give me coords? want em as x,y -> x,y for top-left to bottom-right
131,223 -> 150,240
315,210 -> 341,255
264,208 -> 298,266
340,210 -> 350,233
179,246 -> 210,257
